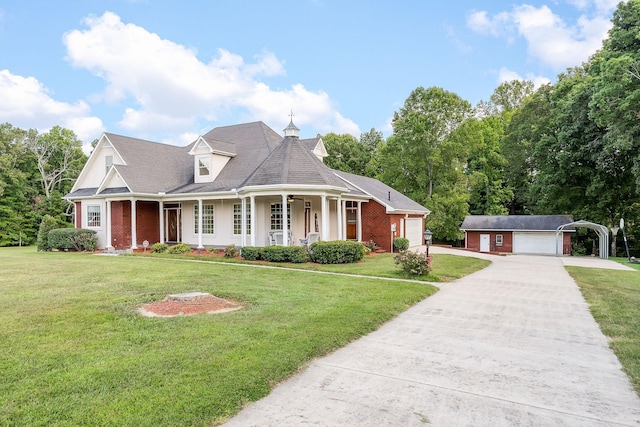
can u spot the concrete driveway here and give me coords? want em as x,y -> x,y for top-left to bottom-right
223,248 -> 640,426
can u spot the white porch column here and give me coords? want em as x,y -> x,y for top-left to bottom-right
337,197 -> 343,240
241,197 -> 247,247
321,195 -> 330,241
106,200 -> 113,249
197,199 -> 204,249
356,201 -> 363,242
250,195 -> 256,246
159,200 -> 165,243
130,199 -> 137,249
282,194 -> 289,246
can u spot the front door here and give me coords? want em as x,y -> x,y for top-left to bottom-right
167,209 -> 180,242
346,201 -> 357,240
346,209 -> 357,240
480,234 -> 490,252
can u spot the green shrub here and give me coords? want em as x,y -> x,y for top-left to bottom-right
151,243 -> 168,253
309,240 -> 366,264
262,246 -> 308,263
70,230 -> 98,252
206,247 -> 219,254
240,246 -> 307,263
224,244 -> 239,258
47,228 -> 97,252
240,246 -> 264,261
167,243 -> 192,254
393,237 -> 410,252
394,250 -> 432,276
37,215 -> 68,252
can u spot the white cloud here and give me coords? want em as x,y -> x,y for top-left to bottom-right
468,2 -> 616,70
467,10 -> 514,38
498,67 -> 551,88
63,12 -> 359,140
0,69 -> 104,152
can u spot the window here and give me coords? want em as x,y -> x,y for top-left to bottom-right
270,203 -> 291,231
105,155 -> 113,174
233,202 -> 251,235
87,205 -> 101,227
496,234 -> 503,246
194,203 -> 215,234
198,158 -> 210,176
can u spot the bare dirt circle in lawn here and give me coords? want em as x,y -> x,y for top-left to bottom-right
138,292 -> 242,317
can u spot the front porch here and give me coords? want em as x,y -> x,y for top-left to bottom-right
96,193 -> 367,250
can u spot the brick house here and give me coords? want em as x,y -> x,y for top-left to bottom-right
460,215 -> 574,255
66,120 -> 429,251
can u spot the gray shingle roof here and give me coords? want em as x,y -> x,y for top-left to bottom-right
243,137 -> 347,187
170,121 -> 282,193
67,121 -> 427,217
460,215 -> 575,231
334,171 -> 429,214
105,133 -> 192,194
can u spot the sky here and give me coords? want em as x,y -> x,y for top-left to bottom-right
0,0 -> 622,152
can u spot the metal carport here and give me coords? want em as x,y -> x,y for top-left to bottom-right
556,220 -> 609,259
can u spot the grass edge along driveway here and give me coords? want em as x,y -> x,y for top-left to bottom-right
567,264 -> 640,396
0,248 -> 488,426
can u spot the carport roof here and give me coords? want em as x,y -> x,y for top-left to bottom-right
461,215 -> 575,231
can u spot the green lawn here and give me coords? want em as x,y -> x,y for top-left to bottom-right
567,266 -> 640,394
0,247 -> 453,426
140,251 -> 491,283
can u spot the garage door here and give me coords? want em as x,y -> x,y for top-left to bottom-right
512,232 -> 558,255
405,218 -> 423,248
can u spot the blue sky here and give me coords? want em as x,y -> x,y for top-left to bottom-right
0,0 -> 621,152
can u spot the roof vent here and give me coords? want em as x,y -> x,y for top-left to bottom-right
283,111 -> 300,138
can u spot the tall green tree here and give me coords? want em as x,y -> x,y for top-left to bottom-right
490,80 -> 535,113
321,133 -> 371,176
451,117 -> 512,215
502,84 -> 554,214
373,86 -> 472,240
589,0 -> 640,192
0,124 -> 37,246
24,126 -> 86,200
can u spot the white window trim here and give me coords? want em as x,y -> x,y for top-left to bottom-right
86,204 -> 102,228
233,202 -> 251,236
194,203 -> 215,235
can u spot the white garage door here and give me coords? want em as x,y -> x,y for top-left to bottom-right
512,232 -> 558,255
405,218 -> 423,248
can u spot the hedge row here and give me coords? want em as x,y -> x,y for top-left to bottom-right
47,228 -> 98,252
241,246 -> 307,263
309,240 -> 366,264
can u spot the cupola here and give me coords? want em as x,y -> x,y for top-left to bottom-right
283,111 -> 300,138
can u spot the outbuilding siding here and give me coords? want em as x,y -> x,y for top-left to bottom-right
466,231 -> 514,253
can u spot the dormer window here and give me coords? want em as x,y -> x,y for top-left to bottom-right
189,137 -> 235,183
198,158 -> 210,176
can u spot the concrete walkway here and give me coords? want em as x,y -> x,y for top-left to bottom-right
223,249 -> 640,426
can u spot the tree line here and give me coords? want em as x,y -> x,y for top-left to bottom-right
2,0 -> 638,254
0,124 -> 86,246
322,0 -> 640,255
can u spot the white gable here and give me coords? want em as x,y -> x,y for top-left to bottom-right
313,138 -> 328,161
189,136 -> 232,183
188,138 -> 213,155
71,134 -> 126,191
97,167 -> 129,193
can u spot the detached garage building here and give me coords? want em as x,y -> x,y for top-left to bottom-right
461,215 -> 574,255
